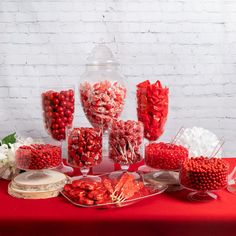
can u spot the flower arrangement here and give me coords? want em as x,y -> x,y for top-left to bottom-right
0,133 -> 37,180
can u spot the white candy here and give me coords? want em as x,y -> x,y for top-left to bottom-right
174,127 -> 223,158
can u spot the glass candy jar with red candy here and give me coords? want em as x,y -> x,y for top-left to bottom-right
180,157 -> 229,201
108,120 -> 144,174
67,125 -> 102,181
145,142 -> 188,171
41,86 -> 75,141
15,140 -> 62,179
136,80 -> 169,173
41,86 -> 75,175
79,45 -> 126,132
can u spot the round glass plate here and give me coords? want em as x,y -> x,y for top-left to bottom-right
60,173 -> 167,208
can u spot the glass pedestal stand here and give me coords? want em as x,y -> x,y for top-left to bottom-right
71,167 -> 101,182
143,170 -> 182,192
187,191 -> 218,201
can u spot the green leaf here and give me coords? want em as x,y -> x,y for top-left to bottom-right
1,132 -> 16,147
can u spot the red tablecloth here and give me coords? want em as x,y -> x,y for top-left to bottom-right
0,158 -> 236,236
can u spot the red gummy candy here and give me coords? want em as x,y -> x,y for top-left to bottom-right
136,80 -> 169,141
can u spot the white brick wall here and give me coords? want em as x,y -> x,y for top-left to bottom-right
0,0 -> 236,156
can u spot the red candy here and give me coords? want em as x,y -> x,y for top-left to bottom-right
137,80 -> 169,141
80,80 -> 126,131
63,173 -> 145,206
67,127 -> 102,168
180,157 -> 229,191
145,142 -> 188,170
42,89 -> 75,140
16,144 -> 62,170
109,120 -> 143,165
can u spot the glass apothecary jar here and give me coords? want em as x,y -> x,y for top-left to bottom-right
79,45 -> 127,132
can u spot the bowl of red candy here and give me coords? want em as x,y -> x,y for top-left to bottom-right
180,157 -> 229,201
67,127 -> 102,168
145,142 -> 189,171
16,143 -> 62,170
41,87 -> 75,141
109,120 -> 143,167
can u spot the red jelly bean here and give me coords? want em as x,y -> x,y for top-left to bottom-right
42,89 -> 75,141
136,80 -> 169,141
145,142 -> 188,170
67,127 -> 102,168
180,157 -> 229,191
80,80 -> 126,131
16,144 -> 62,170
109,120 -> 143,165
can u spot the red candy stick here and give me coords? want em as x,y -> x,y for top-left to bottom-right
136,80 -> 169,141
16,144 -> 62,170
180,157 -> 229,191
42,89 -> 75,141
67,127 -> 102,168
145,142 -> 188,170
80,80 -> 126,131
109,120 -> 143,165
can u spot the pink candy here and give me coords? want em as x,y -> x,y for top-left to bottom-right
109,120 -> 143,165
80,80 -> 126,131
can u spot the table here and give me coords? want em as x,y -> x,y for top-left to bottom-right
0,158 -> 236,236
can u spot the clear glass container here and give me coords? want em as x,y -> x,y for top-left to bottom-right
79,45 -> 126,132
108,120 -> 144,176
41,85 -> 75,175
136,80 -> 169,173
41,86 -> 75,141
180,157 -> 229,201
66,125 -> 102,181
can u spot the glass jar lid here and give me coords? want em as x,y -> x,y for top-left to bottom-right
86,45 -> 119,66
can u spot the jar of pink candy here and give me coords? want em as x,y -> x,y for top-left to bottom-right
79,45 -> 127,132
108,120 -> 144,174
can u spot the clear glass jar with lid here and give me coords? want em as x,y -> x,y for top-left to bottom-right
79,45 -> 127,132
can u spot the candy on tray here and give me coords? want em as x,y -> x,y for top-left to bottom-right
16,144 -> 62,170
109,120 -> 143,165
145,142 -> 189,170
63,173 -> 145,206
67,127 -> 102,168
80,80 -> 126,131
42,89 -> 75,141
180,157 -> 229,191
136,80 -> 169,141
174,127 -> 223,158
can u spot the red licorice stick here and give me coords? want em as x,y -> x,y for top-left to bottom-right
67,127 -> 102,168
136,80 -> 169,141
80,80 -> 126,131
145,142 -> 188,170
42,89 -> 75,141
109,120 -> 143,165
180,157 -> 229,191
16,144 -> 62,170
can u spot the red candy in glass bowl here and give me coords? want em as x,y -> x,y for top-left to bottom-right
109,120 -> 144,170
67,127 -> 102,168
67,127 -> 102,180
145,142 -> 189,171
136,80 -> 169,141
180,157 -> 229,201
80,80 -> 126,131
41,88 -> 75,141
16,144 -> 62,170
